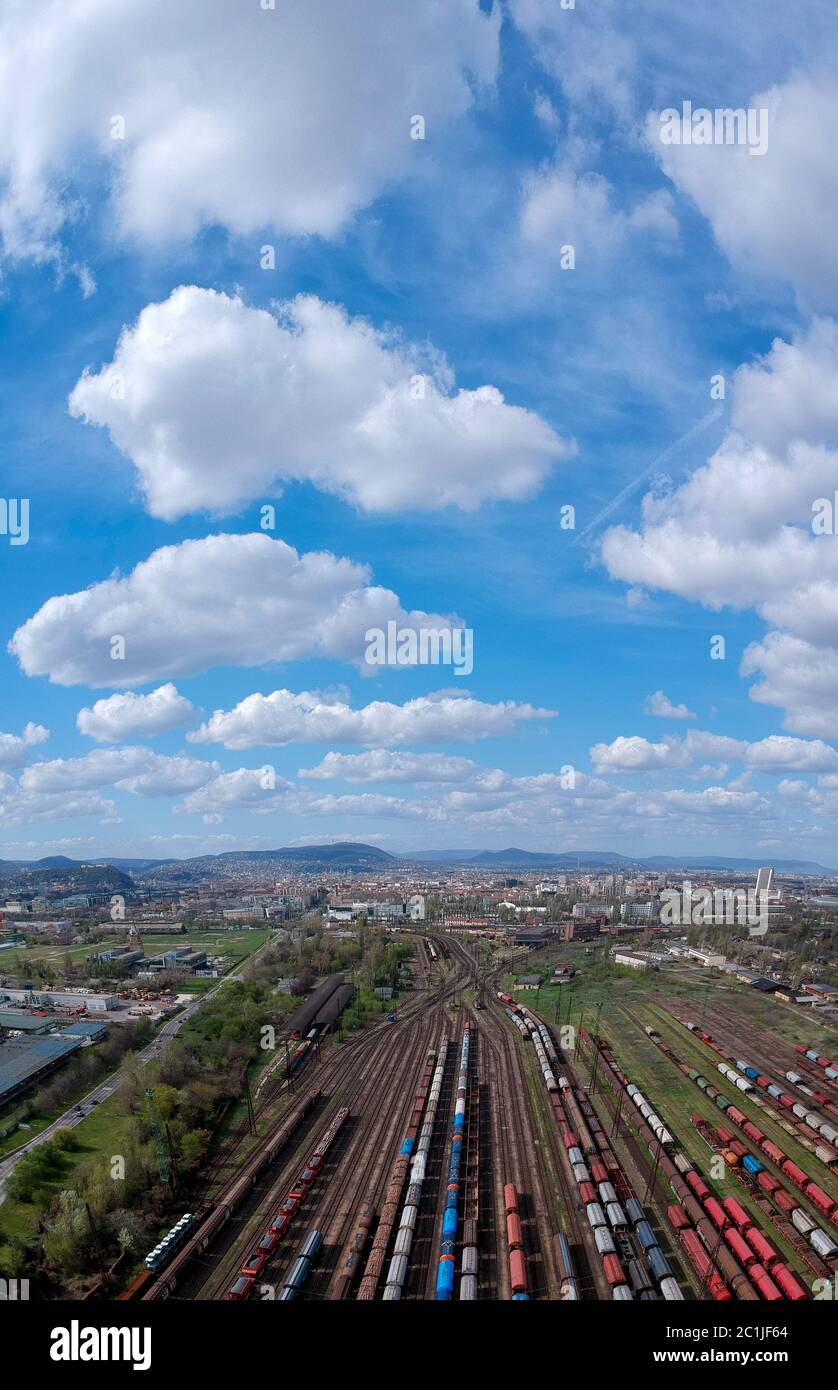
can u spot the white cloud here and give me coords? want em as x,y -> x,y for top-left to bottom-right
590,730 -> 838,774
601,319 -> 838,735
299,750 -> 485,784
76,683 -> 197,742
0,775 -> 114,829
733,319 -> 838,455
510,0 -> 636,119
649,72 -> 838,308
9,532 -> 464,688
175,768 -> 291,817
68,288 -> 570,520
643,690 -> 696,720
188,689 -> 556,750
0,0 -> 498,262
0,722 -> 49,770
20,748 -> 218,798
520,163 -> 676,259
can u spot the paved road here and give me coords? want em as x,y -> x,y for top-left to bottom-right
0,939 -> 271,1201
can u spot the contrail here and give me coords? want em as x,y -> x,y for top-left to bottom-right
574,403 -> 724,545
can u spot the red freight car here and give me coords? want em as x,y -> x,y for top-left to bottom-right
775,1189 -> 798,1215
761,1139 -> 785,1165
685,1171 -> 710,1201
743,1122 -> 764,1145
704,1197 -> 728,1231
679,1229 -> 732,1301
805,1182 -> 835,1217
745,1227 -> 778,1267
772,1263 -> 807,1301
757,1171 -> 780,1196
724,1227 -> 756,1268
667,1204 -> 691,1232
602,1253 -> 625,1287
727,1106 -> 746,1126
507,1213 -> 524,1251
781,1159 -> 808,1188
509,1249 -> 528,1294
749,1263 -> 783,1301
504,1183 -> 519,1215
722,1197 -> 751,1232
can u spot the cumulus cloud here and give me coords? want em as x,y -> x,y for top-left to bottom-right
601,320 -> 838,735
299,750 -> 485,784
643,691 -> 696,720
188,689 -> 556,750
76,683 -> 197,742
20,748 -> 218,798
0,0 -> 498,263
0,778 -> 115,829
0,722 -> 49,770
590,730 -> 838,774
9,532 -> 464,688
68,288 -> 569,520
649,72 -> 838,308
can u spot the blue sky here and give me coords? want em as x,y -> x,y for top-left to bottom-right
2,0 -> 838,863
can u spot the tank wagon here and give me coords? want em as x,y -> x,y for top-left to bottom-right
276,1229 -> 323,1301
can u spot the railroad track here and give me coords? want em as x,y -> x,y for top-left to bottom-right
471,989 -> 557,1298
301,1009 -> 443,1299
192,934 -> 475,1300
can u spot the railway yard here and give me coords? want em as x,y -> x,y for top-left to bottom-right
108,932 -> 838,1304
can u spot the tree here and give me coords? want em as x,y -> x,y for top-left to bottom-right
179,1129 -> 211,1172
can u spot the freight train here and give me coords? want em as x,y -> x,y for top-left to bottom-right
436,1024 -> 471,1300
666,1040 -> 838,1238
795,1044 -> 838,1083
141,1091 -> 321,1300
684,1024 -> 838,1156
358,1039 -> 448,1300
226,1106 -> 349,1300
504,1183 -> 529,1299
598,1033 -> 838,1294
501,998 -> 683,1299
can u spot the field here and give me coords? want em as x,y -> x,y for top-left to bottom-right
2,928 -> 271,986
0,1091 -> 134,1267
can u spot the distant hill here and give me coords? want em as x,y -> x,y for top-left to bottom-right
641,855 -> 833,875
401,848 -> 836,874
0,842 -> 833,880
401,848 -> 637,868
